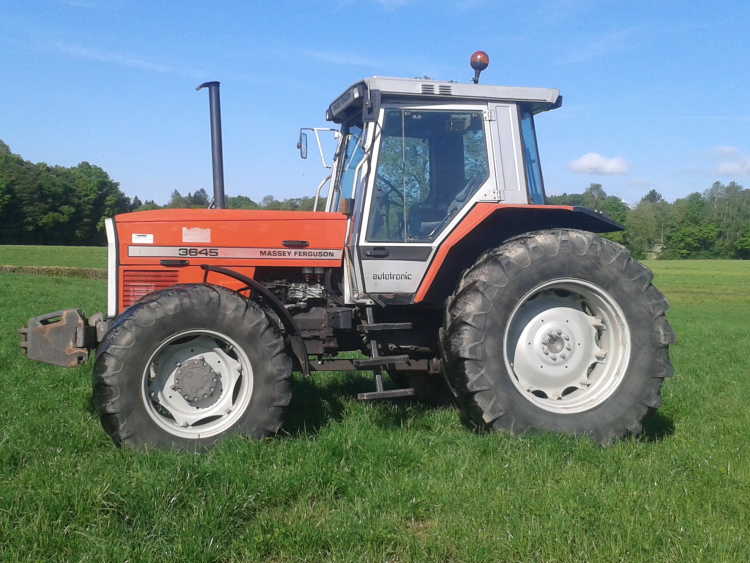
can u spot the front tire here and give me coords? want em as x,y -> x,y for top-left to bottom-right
92,284 -> 292,450
442,229 -> 675,444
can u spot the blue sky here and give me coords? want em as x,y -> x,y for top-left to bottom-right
1,0 -> 748,205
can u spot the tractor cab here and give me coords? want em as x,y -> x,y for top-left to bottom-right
305,67 -> 562,303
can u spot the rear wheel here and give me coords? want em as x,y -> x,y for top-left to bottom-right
93,284 -> 292,450
442,229 -> 674,444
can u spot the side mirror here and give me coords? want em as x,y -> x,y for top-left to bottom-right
297,131 -> 308,159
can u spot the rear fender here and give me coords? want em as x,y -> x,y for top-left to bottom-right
415,204 -> 623,304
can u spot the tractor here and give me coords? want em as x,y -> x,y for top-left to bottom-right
20,52 -> 674,449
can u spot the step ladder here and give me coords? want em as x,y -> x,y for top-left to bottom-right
356,308 -> 416,401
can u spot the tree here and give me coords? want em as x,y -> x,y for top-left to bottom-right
642,189 -> 663,204
228,195 -> 259,209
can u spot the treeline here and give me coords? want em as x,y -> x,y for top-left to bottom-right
140,189 -> 316,212
0,140 -> 315,245
0,141 -> 131,244
548,183 -> 750,259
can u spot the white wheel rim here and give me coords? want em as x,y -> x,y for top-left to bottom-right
141,329 -> 254,439
503,278 -> 631,414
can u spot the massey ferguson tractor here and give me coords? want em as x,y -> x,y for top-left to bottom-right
21,52 -> 674,449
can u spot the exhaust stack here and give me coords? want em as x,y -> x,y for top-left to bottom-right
196,81 -> 226,209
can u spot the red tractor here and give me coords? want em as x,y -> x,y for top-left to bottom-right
21,53 -> 674,449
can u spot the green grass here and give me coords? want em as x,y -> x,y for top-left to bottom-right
0,244 -> 106,269
1,261 -> 750,561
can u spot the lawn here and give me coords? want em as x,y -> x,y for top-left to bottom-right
1,260 -> 749,561
0,244 -> 106,269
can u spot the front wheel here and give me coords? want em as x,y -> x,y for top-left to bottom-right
442,229 -> 675,444
93,284 -> 292,450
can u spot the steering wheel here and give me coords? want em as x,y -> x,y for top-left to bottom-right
375,174 -> 404,203
424,174 -> 485,239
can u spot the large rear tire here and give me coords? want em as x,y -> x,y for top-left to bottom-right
442,229 -> 675,444
92,284 -> 292,450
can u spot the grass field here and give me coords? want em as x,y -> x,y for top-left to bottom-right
0,244 -> 106,269
1,253 -> 749,561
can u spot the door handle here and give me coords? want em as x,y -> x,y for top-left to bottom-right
282,240 -> 309,248
365,247 -> 389,258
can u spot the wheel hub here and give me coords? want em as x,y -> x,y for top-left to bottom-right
173,358 -> 223,408
540,328 -> 574,363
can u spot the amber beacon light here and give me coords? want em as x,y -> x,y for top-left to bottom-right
470,50 -> 490,84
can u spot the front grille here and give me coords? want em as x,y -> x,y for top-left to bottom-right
123,269 -> 179,307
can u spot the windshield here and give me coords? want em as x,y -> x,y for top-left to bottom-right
366,109 -> 489,242
331,124 -> 365,211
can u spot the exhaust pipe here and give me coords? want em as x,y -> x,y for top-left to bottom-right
196,81 -> 226,209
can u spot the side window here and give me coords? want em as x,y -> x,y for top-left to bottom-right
367,109 -> 488,243
519,108 -> 545,204
337,125 -> 365,202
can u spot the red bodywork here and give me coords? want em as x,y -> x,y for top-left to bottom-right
113,203 -> 610,313
115,209 -> 348,312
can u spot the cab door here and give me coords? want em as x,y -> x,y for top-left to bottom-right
355,103 -> 495,300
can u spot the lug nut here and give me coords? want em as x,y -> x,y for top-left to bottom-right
556,329 -> 562,336
551,355 -> 557,361
564,335 -> 570,341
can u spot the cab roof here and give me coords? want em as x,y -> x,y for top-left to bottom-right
326,76 -> 562,123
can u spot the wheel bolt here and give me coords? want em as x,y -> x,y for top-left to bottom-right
551,355 -> 557,361
544,351 -> 549,356
560,354 -> 567,360
556,329 -> 562,336
566,344 -> 572,351
564,335 -> 570,341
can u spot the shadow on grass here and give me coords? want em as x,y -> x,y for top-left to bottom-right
283,372 -> 449,436
640,409 -> 675,442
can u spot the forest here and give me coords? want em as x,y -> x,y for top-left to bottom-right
1,139 -> 748,259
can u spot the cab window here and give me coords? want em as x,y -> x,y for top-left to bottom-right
366,109 -> 489,242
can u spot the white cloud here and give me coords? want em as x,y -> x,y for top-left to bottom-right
568,152 -> 630,175
718,158 -> 750,175
54,42 -> 202,77
303,50 -> 380,68
715,146 -> 750,176
715,145 -> 740,155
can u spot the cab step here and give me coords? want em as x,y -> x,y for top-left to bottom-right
353,354 -> 410,368
357,387 -> 416,401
